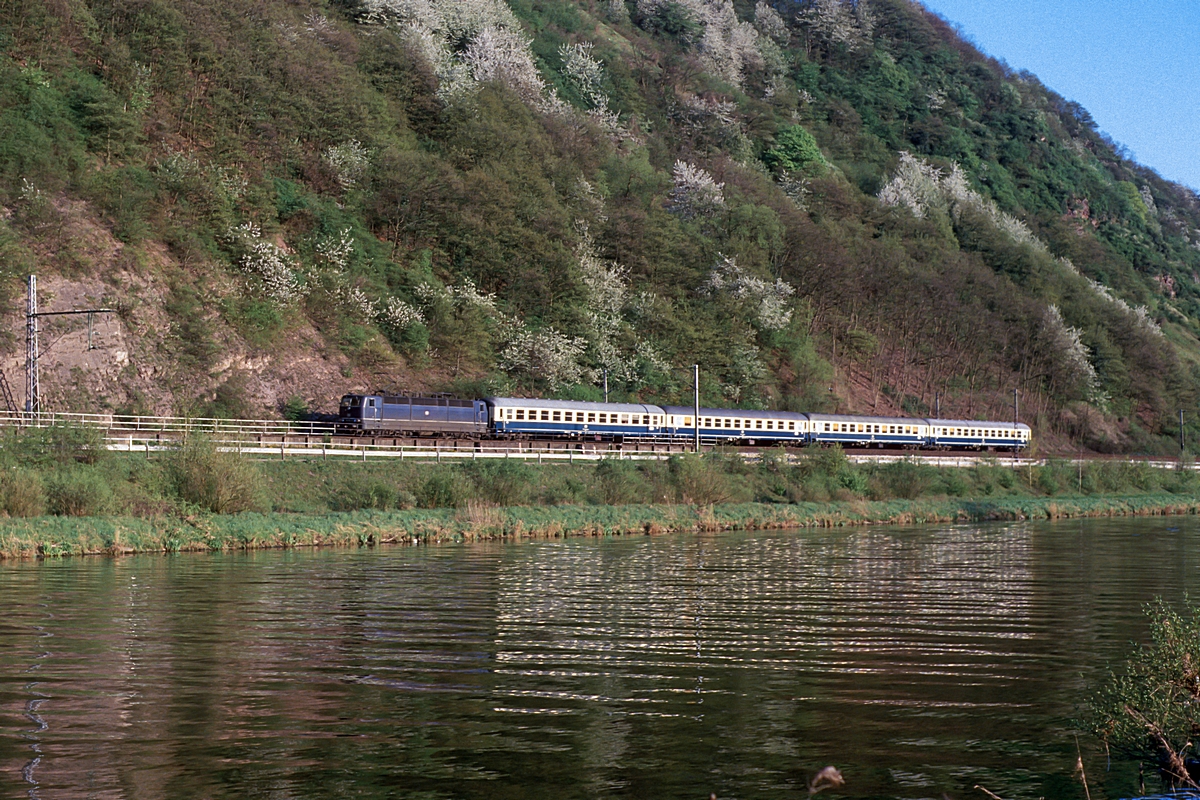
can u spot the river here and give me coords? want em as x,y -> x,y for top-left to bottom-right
1,517 -> 1196,799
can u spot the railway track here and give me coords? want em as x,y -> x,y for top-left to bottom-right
2,411 -> 1192,468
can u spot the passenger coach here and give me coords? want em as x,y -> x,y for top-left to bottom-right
926,419 -> 1029,450
487,397 -> 666,439
807,414 -> 927,448
662,406 -> 807,444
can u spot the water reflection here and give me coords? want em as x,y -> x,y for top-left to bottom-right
0,518 -> 1196,799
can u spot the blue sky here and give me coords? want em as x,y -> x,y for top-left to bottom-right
917,0 -> 1200,191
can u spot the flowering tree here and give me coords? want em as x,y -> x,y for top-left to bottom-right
701,255 -> 795,331
669,160 -> 725,219
360,0 -> 559,110
796,0 -> 874,55
1041,304 -> 1104,404
323,140 -> 370,190
558,41 -> 622,133
498,327 -> 590,390
224,223 -> 302,304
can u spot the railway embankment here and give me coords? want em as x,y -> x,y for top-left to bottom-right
3,494 -> 1199,559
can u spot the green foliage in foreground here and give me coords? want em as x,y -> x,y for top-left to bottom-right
1087,599 -> 1200,788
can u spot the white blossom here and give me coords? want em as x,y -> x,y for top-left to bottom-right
754,1 -> 789,44
701,254 -> 794,330
498,327 -> 590,389
608,0 -> 630,22
360,0 -> 561,111
1139,185 -> 1158,218
875,151 -> 944,220
380,296 -> 424,332
796,0 -> 874,53
315,227 -> 355,271
1044,304 -> 1104,403
323,140 -> 370,190
670,160 -> 725,219
636,0 -> 772,88
878,152 -> 1046,252
1060,258 -> 1164,339
155,152 -> 246,201
226,223 -> 302,303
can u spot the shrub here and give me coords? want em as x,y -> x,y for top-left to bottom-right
0,469 -> 45,517
670,454 -> 743,505
593,458 -> 651,505
327,475 -> 397,511
462,459 -> 535,506
46,469 -> 114,516
417,468 -> 470,509
2,423 -> 109,466
168,437 -> 263,514
1087,599 -> 1200,787
875,459 -> 934,499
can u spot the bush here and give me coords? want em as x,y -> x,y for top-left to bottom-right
1087,598 -> 1200,787
168,437 -> 263,514
462,459 -> 535,506
1,423 -> 109,466
593,458 -> 651,505
875,459 -> 935,499
417,468 -> 470,509
669,454 -> 744,505
46,469 -> 114,516
327,474 -> 398,511
0,469 -> 45,517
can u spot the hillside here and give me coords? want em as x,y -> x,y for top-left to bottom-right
2,0 -> 1200,453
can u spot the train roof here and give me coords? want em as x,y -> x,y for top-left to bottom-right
805,412 -> 926,425
926,418 -> 1031,431
661,406 -> 808,419
485,397 -> 666,414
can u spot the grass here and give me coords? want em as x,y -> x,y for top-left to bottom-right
2,493 -> 1199,560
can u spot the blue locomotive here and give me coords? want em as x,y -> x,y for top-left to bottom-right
337,393 -> 1030,451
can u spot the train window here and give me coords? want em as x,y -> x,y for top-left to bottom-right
722,418 -> 730,428
515,410 -> 525,420
599,413 -> 607,423
788,422 -> 796,430
553,411 -> 561,422
685,417 -> 692,426
587,413 -> 595,423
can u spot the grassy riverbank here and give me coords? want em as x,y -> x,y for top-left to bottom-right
3,426 -> 1200,558
3,494 -> 1199,559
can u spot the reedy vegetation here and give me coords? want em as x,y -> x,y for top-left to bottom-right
1,424 -> 1199,521
1,0 -> 1200,452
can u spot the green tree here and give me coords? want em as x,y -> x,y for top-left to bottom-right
764,125 -> 825,174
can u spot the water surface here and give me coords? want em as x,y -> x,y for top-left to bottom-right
1,517 -> 1196,799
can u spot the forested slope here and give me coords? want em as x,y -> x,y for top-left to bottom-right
2,0 -> 1199,453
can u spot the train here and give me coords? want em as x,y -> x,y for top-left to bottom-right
336,393 -> 1031,451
